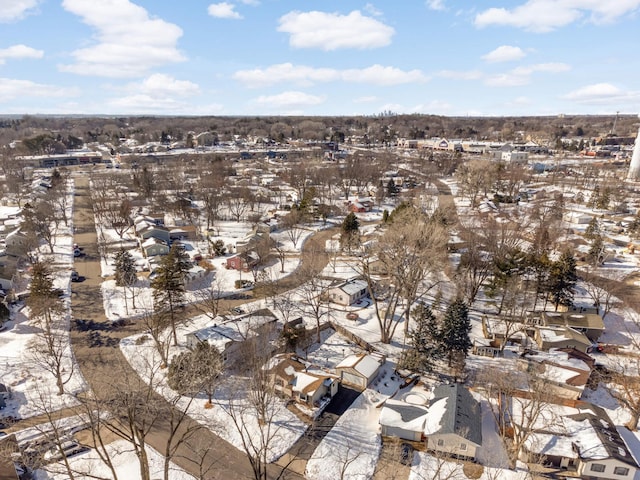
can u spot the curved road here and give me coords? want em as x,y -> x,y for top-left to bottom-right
70,174 -> 336,479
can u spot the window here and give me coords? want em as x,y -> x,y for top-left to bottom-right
437,439 -> 444,447
590,464 -> 606,473
614,467 -> 630,476
460,443 -> 467,451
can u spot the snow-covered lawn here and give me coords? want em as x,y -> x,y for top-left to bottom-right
0,179 -> 87,420
409,452 -> 531,480
33,439 -> 195,480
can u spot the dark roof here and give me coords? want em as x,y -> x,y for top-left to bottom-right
574,405 -> 639,468
385,402 -> 429,423
431,383 -> 482,446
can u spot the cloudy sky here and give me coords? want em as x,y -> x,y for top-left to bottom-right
0,0 -> 639,116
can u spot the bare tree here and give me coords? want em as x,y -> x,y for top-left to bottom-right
219,329 -> 289,480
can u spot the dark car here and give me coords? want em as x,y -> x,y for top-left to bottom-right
400,443 -> 413,465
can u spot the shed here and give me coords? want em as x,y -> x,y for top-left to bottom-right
327,278 -> 369,306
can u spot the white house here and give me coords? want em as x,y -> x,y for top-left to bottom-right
327,278 -> 369,306
335,353 -> 384,389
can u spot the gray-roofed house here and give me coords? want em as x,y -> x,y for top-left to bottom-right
380,399 -> 430,441
423,383 -> 482,461
335,353 -> 384,389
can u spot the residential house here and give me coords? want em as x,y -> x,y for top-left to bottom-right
235,225 -> 271,254
539,309 -> 605,342
4,228 -> 28,257
327,278 -> 369,306
185,309 -> 278,367
226,251 -> 259,272
268,354 -> 339,411
424,384 -> 483,461
141,238 -> 170,257
379,399 -> 430,441
520,349 -> 594,400
534,325 -> 593,353
169,226 -> 197,242
335,353 -> 385,389
137,224 -> 171,244
518,403 -> 638,478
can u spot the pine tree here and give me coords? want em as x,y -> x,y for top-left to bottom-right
340,212 -> 360,252
439,299 -> 472,367
114,248 -> 138,313
402,303 -> 442,373
584,217 -> 600,240
546,250 -> 577,311
587,235 -> 606,267
151,244 -> 191,346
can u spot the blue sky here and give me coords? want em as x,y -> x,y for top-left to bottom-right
0,0 -> 639,116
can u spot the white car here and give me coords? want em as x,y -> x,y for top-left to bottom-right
44,440 -> 86,462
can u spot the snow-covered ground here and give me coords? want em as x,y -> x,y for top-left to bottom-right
33,439 -> 195,480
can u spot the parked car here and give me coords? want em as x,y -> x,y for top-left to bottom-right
43,440 -> 87,462
73,249 -> 81,257
399,443 -> 413,466
71,271 -> 80,282
231,307 -> 245,315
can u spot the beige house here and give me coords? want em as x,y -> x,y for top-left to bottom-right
534,326 -> 593,353
533,307 -> 605,342
335,353 -> 384,389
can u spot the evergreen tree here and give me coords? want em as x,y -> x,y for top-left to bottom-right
114,248 -> 138,313
546,250 -> 577,311
27,261 -> 62,327
151,244 -> 191,346
439,299 -> 472,367
402,303 -> 442,373
587,235 -> 606,267
584,217 -> 600,240
340,212 -> 360,252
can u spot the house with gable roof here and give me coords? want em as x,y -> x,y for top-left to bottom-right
423,383 -> 482,461
335,353 -> 384,389
267,354 -> 338,412
380,399 -> 430,442
327,278 -> 369,306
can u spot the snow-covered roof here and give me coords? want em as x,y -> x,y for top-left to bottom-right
332,278 -> 368,296
424,384 -> 482,446
336,354 -> 381,379
379,399 -> 429,432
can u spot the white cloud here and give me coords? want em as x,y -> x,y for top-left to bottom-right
238,0 -> 259,5
475,0 -> 640,33
60,0 -> 185,78
253,91 -> 326,108
0,77 -> 78,101
563,83 -> 640,105
481,45 -> 525,63
342,65 -> 427,85
233,63 -> 426,87
364,3 -> 383,16
108,74 -> 201,113
207,3 -> 242,19
426,0 -> 447,11
0,0 -> 39,22
277,10 -> 394,50
124,74 -> 200,97
485,62 -> 570,87
108,95 -> 223,114
437,70 -> 483,80
0,44 -> 44,64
